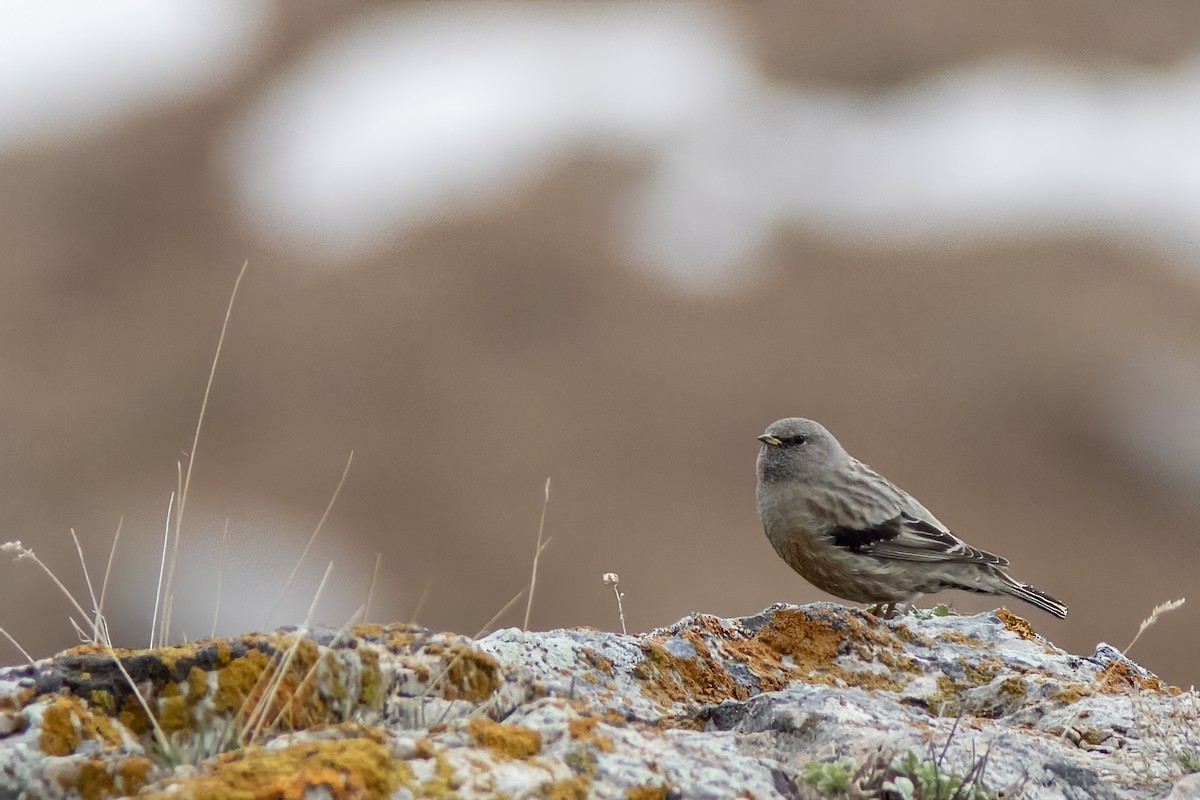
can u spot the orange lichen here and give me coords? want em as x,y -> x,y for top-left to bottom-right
1095,660 -> 1168,694
1051,683 -> 1093,704
750,607 -> 913,691
936,631 -> 984,646
0,684 -> 36,710
38,695 -> 123,757
568,716 -> 599,739
567,714 -> 614,753
629,608 -> 917,713
118,693 -> 151,736
601,709 -> 629,727
996,608 -> 1036,640
378,624 -> 421,651
350,622 -> 387,639
580,648 -> 615,677
39,696 -> 81,756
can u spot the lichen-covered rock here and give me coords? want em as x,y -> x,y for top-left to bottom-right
0,604 -> 1196,798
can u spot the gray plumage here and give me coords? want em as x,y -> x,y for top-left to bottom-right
755,418 -> 1067,619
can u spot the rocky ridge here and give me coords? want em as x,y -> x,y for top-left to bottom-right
0,603 -> 1195,799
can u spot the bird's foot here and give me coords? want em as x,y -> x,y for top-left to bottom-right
865,602 -> 899,619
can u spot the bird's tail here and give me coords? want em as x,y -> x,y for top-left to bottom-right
997,573 -> 1069,619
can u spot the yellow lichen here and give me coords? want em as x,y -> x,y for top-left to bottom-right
187,665 -> 209,704
927,675 -> 962,716
541,777 -> 590,799
468,717 -> 542,759
208,639 -> 338,739
937,631 -> 984,646
156,693 -> 192,734
376,623 -> 420,652
997,676 -> 1027,701
414,754 -> 461,796
143,737 -> 406,800
89,689 -> 115,715
412,737 -> 438,759
75,756 -> 152,800
439,646 -> 502,702
214,648 -> 272,714
961,656 -> 1001,686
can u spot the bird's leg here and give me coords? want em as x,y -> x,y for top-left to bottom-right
864,602 -> 894,619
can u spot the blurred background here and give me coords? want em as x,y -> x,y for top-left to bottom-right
1,1 -> 1198,686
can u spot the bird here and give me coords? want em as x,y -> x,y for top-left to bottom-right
755,417 -> 1067,619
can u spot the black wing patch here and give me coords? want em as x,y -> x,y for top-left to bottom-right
827,519 -> 901,553
827,512 -> 1008,566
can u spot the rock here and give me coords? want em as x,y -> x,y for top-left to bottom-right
0,603 -> 1194,798
1167,773 -> 1200,799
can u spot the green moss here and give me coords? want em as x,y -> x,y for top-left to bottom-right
803,757 -> 857,794
357,647 -> 383,708
564,746 -> 599,777
89,689 -> 116,715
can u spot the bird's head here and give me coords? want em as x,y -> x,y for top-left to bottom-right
756,417 -> 847,483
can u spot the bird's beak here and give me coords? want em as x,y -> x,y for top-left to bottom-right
757,434 -> 782,446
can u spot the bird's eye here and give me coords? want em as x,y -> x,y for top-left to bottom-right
782,435 -> 807,446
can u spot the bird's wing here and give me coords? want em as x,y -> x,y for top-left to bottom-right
827,511 -> 1009,566
820,460 -> 1009,566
